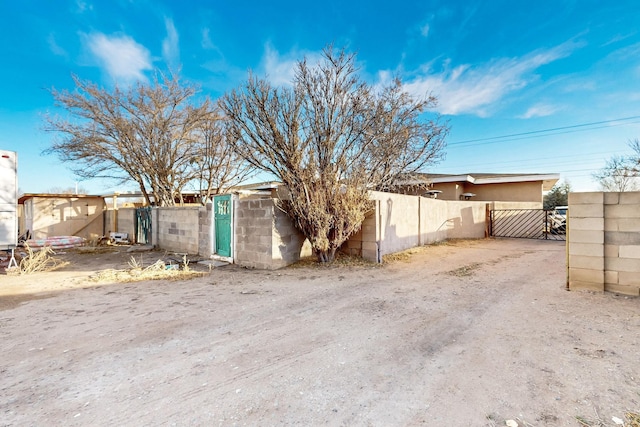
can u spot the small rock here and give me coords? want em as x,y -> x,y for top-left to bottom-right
505,420 -> 518,427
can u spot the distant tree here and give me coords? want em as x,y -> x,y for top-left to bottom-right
544,180 -> 571,209
47,186 -> 89,195
44,74 -> 252,206
592,139 -> 640,192
222,47 -> 448,262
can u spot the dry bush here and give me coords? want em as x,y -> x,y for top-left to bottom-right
6,245 -> 69,275
89,255 -> 205,283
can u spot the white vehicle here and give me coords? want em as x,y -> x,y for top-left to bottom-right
549,205 -> 567,234
0,150 -> 18,250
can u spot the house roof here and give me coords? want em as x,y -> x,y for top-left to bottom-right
422,173 -> 560,191
18,193 -> 104,204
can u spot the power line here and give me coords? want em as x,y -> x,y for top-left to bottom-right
448,115 -> 640,147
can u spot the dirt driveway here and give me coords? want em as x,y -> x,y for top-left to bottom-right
1,239 -> 638,426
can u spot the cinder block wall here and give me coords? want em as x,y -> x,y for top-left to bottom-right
198,203 -> 212,256
603,192 -> 640,295
568,192 -> 605,292
235,197 -> 311,269
568,191 -> 640,296
155,207 -> 201,254
104,208 -> 136,241
235,198 -> 275,269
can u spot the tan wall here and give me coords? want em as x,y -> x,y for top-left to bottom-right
346,191 -> 490,262
568,191 -> 640,296
431,181 -> 543,203
24,196 -> 105,240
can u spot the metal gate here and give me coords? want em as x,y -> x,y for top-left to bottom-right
490,209 -> 566,241
135,207 -> 152,244
214,195 -> 232,257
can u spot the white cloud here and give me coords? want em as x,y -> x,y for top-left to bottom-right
201,27 -> 215,50
47,33 -> 68,57
260,45 -> 299,86
518,103 -> 561,119
85,33 -> 152,83
420,23 -> 430,37
401,42 -> 578,116
162,18 -> 180,67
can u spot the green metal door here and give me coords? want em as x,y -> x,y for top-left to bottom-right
214,195 -> 232,257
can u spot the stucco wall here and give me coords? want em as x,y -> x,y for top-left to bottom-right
23,196 -> 104,240
346,191 -> 490,262
568,191 -> 640,296
430,181 -> 543,203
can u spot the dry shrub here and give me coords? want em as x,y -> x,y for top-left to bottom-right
6,245 -> 69,275
90,255 -> 205,283
626,412 -> 640,427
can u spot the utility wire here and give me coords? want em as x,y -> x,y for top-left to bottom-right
449,115 -> 640,146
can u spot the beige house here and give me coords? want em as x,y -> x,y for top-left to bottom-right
18,193 -> 105,241
408,173 -> 560,204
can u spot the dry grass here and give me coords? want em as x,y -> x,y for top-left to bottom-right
89,255 -> 207,283
6,245 -> 69,275
446,262 -> 482,277
289,252 -> 379,269
626,412 -> 640,427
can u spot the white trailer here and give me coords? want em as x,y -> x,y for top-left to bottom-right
1,150 -> 18,251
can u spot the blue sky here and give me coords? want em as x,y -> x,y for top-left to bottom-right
2,0 -> 640,194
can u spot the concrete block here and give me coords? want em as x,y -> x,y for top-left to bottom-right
362,249 -> 378,262
569,218 -> 604,231
569,268 -> 604,283
604,283 -> 640,296
569,229 -> 604,244
605,257 -> 640,273
569,204 -> 603,218
604,219 -> 618,232
619,245 -> 640,259
604,244 -> 619,258
605,204 -> 640,219
605,231 -> 640,245
619,192 -> 640,205
362,241 -> 377,251
569,280 -> 604,292
568,242 -> 603,257
616,219 -> 640,232
604,192 -> 620,205
569,255 -> 604,270
619,271 -> 640,286
569,192 -> 603,205
604,270 -> 618,284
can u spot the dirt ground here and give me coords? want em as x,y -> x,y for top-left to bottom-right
0,239 -> 638,426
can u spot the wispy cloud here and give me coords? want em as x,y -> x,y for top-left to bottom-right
162,18 -> 180,68
84,32 -> 152,83
75,0 -> 92,13
260,45 -> 299,86
401,42 -> 579,116
260,45 -> 324,87
47,33 -> 68,58
518,103 -> 561,119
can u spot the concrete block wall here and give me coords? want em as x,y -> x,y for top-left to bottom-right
235,198 -> 277,269
155,206 -> 201,254
104,208 -> 136,241
603,192 -> 640,295
271,206 -> 312,268
198,203 -> 212,257
568,191 -> 640,296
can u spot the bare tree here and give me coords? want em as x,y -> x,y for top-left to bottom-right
45,74 -> 252,206
592,140 -> 640,192
222,47 -> 447,262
